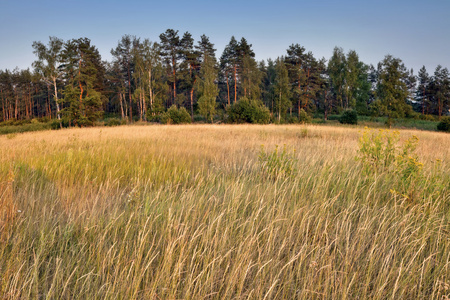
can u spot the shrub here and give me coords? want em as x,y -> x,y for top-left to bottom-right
326,114 -> 340,121
437,117 -> 450,132
258,145 -> 297,179
37,116 -> 50,123
339,109 -> 358,125
50,118 -> 70,130
226,98 -> 271,124
298,109 -> 312,124
160,105 -> 192,124
357,128 -> 423,201
419,114 -> 437,121
105,118 -> 126,127
0,122 -> 51,135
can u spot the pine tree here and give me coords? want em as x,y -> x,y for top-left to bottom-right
111,35 -> 136,121
159,29 -> 182,107
432,66 -> 450,118
416,66 -> 430,114
180,32 -> 200,117
220,37 -> 239,104
61,38 -> 104,126
196,35 -> 216,60
285,44 -> 320,113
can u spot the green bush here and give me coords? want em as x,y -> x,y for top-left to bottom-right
326,114 -> 340,121
419,114 -> 437,121
437,117 -> 450,132
298,109 -> 312,124
160,105 -> 192,124
50,118 -> 70,130
0,122 -> 51,135
0,119 -> 32,127
37,116 -> 51,123
226,98 -> 271,124
105,118 -> 126,127
357,128 -> 423,202
339,109 -> 358,125
285,116 -> 298,124
258,145 -> 297,179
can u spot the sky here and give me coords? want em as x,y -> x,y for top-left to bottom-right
0,0 -> 449,74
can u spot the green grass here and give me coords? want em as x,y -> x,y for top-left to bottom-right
358,116 -> 440,131
0,125 -> 449,299
0,122 -> 51,135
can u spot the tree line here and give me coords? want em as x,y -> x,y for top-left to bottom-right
1,30 -> 449,125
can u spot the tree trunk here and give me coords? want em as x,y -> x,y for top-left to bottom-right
14,90 -> 18,120
148,70 -> 153,115
278,91 -> 282,122
422,89 -> 425,115
47,85 -> 52,119
233,65 -> 237,103
127,65 -> 132,122
143,91 -> 147,121
226,76 -> 230,105
297,75 -> 302,114
119,92 -> 125,119
27,85 -> 32,119
1,90 -> 5,121
172,57 -> 177,107
190,87 -> 194,121
53,78 -> 61,120
438,97 -> 442,119
79,61 -> 84,119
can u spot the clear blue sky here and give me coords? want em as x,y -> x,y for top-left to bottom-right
1,0 -> 449,74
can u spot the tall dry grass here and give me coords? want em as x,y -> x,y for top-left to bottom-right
0,124 -> 449,299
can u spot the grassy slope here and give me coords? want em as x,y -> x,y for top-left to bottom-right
0,125 -> 449,299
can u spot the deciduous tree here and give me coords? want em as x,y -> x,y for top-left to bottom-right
32,36 -> 64,119
371,55 -> 413,126
273,57 -> 291,121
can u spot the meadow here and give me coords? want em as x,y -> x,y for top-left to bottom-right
0,124 -> 449,299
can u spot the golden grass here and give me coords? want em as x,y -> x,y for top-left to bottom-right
0,124 -> 449,299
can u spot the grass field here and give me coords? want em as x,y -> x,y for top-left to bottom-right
0,124 -> 449,299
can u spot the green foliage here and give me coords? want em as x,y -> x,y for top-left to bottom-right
326,114 -> 340,121
50,118 -> 70,130
298,109 -> 312,123
258,145 -> 297,179
372,55 -> 414,122
357,128 -> 400,173
0,122 -> 51,135
196,54 -> 218,123
339,109 -> 358,124
273,57 -> 292,121
61,38 -> 104,126
160,105 -> 192,124
226,98 -> 271,124
437,117 -> 450,132
357,128 -> 424,201
419,114 -> 437,121
105,118 -> 126,127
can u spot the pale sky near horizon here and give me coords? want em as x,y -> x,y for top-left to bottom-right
0,0 -> 449,74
